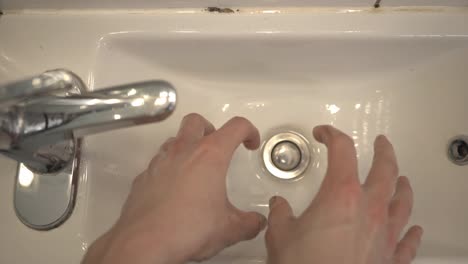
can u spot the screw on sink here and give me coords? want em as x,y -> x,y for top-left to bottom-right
374,0 -> 382,8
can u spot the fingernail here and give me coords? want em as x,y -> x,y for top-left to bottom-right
260,215 -> 267,230
375,134 -> 389,145
269,196 -> 277,208
415,225 -> 424,235
397,176 -> 409,185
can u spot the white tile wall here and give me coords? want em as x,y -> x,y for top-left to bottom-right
1,0 -> 467,10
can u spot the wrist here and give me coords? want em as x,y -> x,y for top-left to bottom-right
105,226 -> 177,264
86,225 -> 185,264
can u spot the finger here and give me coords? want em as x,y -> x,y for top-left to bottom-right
313,125 -> 359,188
364,135 -> 399,204
152,137 -> 176,164
394,226 -> 424,264
176,113 -> 215,143
267,196 -> 294,228
228,210 -> 267,244
130,171 -> 146,189
159,137 -> 176,152
388,176 -> 414,247
209,116 -> 260,158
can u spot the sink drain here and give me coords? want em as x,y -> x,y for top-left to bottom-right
263,132 -> 310,180
448,136 -> 468,166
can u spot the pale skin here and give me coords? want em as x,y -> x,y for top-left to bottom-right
82,113 -> 423,264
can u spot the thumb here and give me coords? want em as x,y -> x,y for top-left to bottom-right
268,196 -> 294,228
228,210 -> 267,244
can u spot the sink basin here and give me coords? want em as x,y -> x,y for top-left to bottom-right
1,7 -> 468,264
84,29 -> 468,262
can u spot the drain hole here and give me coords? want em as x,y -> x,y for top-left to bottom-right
448,136 -> 468,165
457,142 -> 468,157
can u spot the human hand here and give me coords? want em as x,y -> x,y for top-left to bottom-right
265,125 -> 423,264
82,114 -> 266,264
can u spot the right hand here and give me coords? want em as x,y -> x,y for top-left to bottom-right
265,125 -> 423,264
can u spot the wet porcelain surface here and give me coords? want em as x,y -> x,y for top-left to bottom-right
0,7 -> 467,263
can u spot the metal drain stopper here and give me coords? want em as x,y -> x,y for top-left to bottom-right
271,141 -> 301,171
263,132 -> 310,180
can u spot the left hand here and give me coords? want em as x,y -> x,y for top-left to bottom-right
81,113 -> 266,264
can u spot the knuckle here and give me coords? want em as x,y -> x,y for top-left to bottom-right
390,198 -> 411,215
367,202 -> 388,226
399,241 -> 411,251
148,154 -> 165,172
171,138 -> 187,151
389,199 -> 403,213
375,154 -> 398,174
329,133 -> 355,151
196,139 -> 223,158
337,180 -> 362,203
149,154 -> 161,167
160,137 -> 175,151
180,113 -> 205,131
131,173 -> 143,187
157,139 -> 185,160
325,183 -> 362,221
265,227 -> 285,248
183,113 -> 204,122
229,116 -> 249,126
375,154 -> 399,175
394,246 -> 413,263
316,125 -> 335,137
265,228 -> 276,243
335,133 -> 355,146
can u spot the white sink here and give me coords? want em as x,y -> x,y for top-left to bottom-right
86,28 -> 468,262
0,7 -> 468,263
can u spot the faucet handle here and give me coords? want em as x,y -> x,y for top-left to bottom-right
0,69 -> 86,107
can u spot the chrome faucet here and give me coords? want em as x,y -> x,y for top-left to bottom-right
0,69 -> 176,230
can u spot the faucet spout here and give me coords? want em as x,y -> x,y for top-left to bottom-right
0,70 -> 177,173
20,80 -> 177,149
